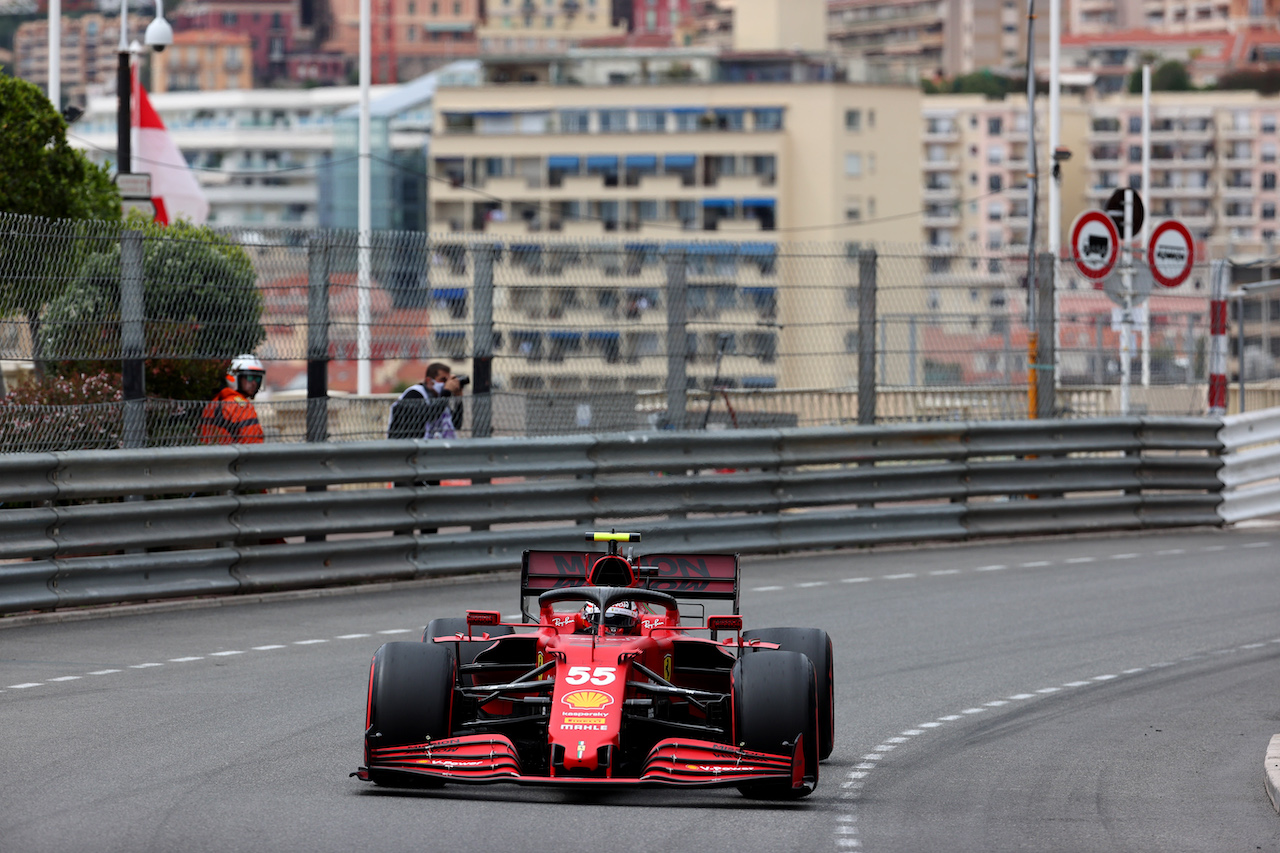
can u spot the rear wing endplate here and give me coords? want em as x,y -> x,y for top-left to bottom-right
520,550 -> 740,619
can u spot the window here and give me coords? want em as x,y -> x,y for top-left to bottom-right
560,110 -> 589,133
1129,115 -> 1142,133
845,153 -> 862,177
1128,145 -> 1142,163
714,109 -> 745,131
1265,142 -> 1278,163
868,109 -> 875,129
1265,114 -> 1277,134
845,109 -> 861,131
635,110 -> 666,132
674,111 -> 701,132
753,108 -> 783,131
988,173 -> 1003,191
845,199 -> 861,221
988,116 -> 1002,135
1266,173 -> 1277,190
1265,203 -> 1277,220
987,145 -> 1004,165
599,110 -> 628,133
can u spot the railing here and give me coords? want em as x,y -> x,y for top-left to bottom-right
1218,408 -> 1280,523
0,417 -> 1223,615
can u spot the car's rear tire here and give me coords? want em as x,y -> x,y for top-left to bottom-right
365,641 -> 456,786
744,627 -> 834,760
732,650 -> 818,799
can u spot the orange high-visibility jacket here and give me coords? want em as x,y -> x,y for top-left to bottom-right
198,387 -> 264,444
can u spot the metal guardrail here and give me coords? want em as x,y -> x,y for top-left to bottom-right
1218,409 -> 1280,524
0,418 -> 1224,615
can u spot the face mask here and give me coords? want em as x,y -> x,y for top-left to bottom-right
432,381 -> 445,394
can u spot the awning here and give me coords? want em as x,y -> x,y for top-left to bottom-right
663,154 -> 697,168
587,331 -> 620,341
740,242 -> 777,257
624,154 -> 658,170
624,242 -> 659,252
671,107 -> 707,115
701,198 -> 735,210
715,108 -> 745,118
741,198 -> 776,209
548,331 -> 582,342
435,330 -> 465,339
473,111 -> 513,118
742,376 -> 777,389
547,155 -> 581,170
586,155 -> 619,170
742,287 -> 776,297
431,288 -> 467,300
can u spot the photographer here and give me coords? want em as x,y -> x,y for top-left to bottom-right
387,362 -> 468,440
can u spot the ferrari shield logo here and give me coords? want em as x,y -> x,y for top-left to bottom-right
663,654 -> 673,682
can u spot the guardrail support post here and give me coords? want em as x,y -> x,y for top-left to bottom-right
306,235 -> 330,444
858,248 -> 877,425
1036,251 -> 1055,420
665,248 -> 688,431
472,242 -> 496,439
121,228 -> 145,449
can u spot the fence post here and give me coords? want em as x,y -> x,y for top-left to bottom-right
121,228 -> 145,449
471,242 -> 496,439
306,235 -> 330,444
665,248 -> 688,430
1035,252 -> 1055,419
858,248 -> 877,425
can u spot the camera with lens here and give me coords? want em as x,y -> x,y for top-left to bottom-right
454,374 -> 470,388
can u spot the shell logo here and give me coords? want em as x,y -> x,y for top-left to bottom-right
560,690 -> 614,710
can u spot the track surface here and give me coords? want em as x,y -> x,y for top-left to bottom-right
4,527 -> 1280,853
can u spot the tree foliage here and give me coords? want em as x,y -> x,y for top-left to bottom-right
1127,61 -> 1193,93
0,73 -> 120,220
42,211 -> 265,401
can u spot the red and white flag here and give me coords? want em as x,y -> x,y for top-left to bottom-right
131,68 -> 209,225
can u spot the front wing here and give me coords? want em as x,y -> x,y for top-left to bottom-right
356,733 -> 809,791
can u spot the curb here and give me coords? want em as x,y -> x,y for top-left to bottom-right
1266,734 -> 1280,814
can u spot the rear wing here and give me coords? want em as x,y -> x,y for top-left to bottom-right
520,550 -> 740,619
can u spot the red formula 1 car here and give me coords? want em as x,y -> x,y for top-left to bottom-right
354,532 -> 834,799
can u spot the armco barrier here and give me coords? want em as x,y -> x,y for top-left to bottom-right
1219,409 -> 1280,524
0,417 -> 1226,615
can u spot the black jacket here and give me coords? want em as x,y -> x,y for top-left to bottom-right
387,384 -> 464,440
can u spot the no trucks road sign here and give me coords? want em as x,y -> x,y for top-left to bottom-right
1070,210 -> 1121,281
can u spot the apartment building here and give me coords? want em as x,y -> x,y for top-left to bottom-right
13,13 -> 146,104
73,82 -> 400,227
325,0 -> 481,81
475,0 -> 627,54
151,30 -> 253,92
826,0 -> 1052,82
426,34 -> 919,394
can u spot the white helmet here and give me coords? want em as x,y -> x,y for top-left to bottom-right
227,354 -> 265,387
602,601 -> 638,633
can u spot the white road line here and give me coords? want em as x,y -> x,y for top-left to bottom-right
1021,561 -> 1051,568
873,744 -> 897,752
130,663 -> 163,669
253,645 -> 286,651
47,676 -> 80,682
938,715 -> 962,721
168,657 -> 204,663
377,629 -> 413,634
919,722 -> 943,728
900,729 -> 924,736
885,736 -> 909,743
1242,542 -> 1271,549
1066,556 -> 1095,563
961,707 -> 986,714
862,754 -> 883,761
929,569 -> 961,576
293,640 -> 327,645
8,683 -> 42,689
1008,693 -> 1035,700
882,573 -> 916,580
975,564 -> 1007,572
1035,687 -> 1060,693
210,650 -> 245,656
88,669 -> 120,676
841,577 -> 872,584
984,700 -> 1008,707
796,581 -> 829,588
1122,667 -> 1147,674
1110,553 -> 1138,560
855,762 -> 877,770
1242,643 -> 1266,649
1201,545 -> 1226,552
1155,549 -> 1185,555
334,634 -> 373,639
751,585 -> 784,592
1063,680 -> 1092,687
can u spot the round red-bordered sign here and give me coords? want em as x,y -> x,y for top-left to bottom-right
1070,210 -> 1121,281
1148,219 -> 1194,288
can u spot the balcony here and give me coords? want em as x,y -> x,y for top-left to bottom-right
1223,152 -> 1256,167
921,212 -> 960,227
1221,180 -> 1254,197
922,186 -> 960,202
922,157 -> 959,171
1148,182 -> 1214,198
1221,124 -> 1255,140
922,127 -> 960,143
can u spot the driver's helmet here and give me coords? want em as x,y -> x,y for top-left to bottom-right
576,601 -> 640,635
227,354 -> 266,389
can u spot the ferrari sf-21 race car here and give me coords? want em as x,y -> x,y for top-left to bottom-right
354,532 -> 834,798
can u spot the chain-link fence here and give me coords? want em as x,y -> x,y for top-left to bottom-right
0,212 -> 1228,451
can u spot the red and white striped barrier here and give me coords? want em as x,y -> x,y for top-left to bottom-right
1208,260 -> 1229,415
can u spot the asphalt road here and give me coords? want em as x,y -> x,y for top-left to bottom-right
3,526 -> 1280,853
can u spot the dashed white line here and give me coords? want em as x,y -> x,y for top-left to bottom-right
130,663 -> 163,669
929,569 -> 961,576
1123,667 -> 1147,674
885,736 -> 909,743
1201,545 -> 1226,552
751,585 -> 784,592
841,577 -> 872,584
88,669 -> 120,676
796,581 -> 829,588
919,722 -> 943,728
975,564 -> 1007,572
169,657 -> 204,663
938,714 -> 962,721
334,634 -> 372,640
1021,561 -> 1051,568
253,645 -> 286,651
47,676 -> 81,682
1242,643 -> 1266,649
984,700 -> 1008,707
8,683 -> 42,689
900,729 -> 924,736
1007,693 -> 1035,700
1063,680 -> 1092,687
293,640 -> 327,646
1035,687 -> 1060,694
1155,549 -> 1186,556
882,573 -> 916,580
961,707 -> 986,714
1065,556 -> 1095,563
209,650 -> 245,656
1242,542 -> 1270,549
377,629 -> 413,634
1110,553 -> 1138,560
